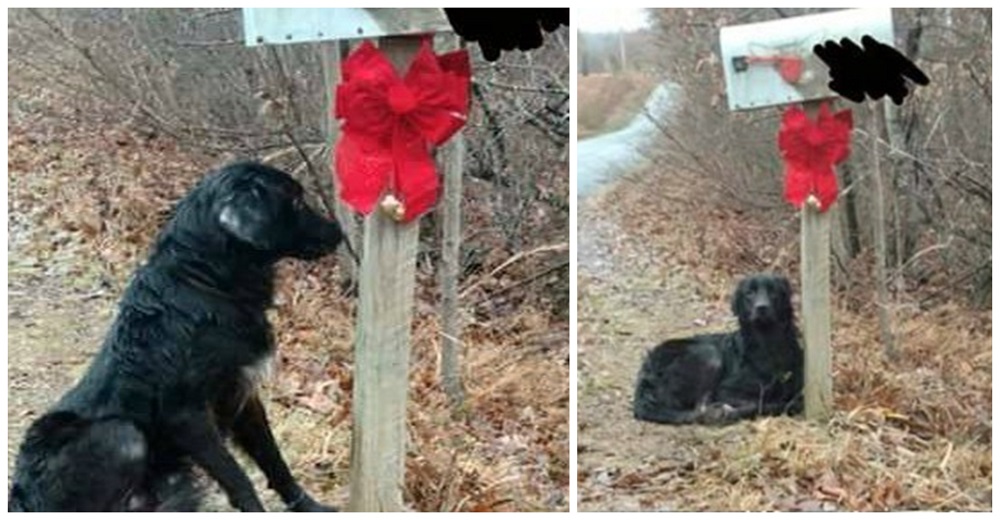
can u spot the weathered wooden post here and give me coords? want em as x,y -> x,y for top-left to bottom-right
439,38 -> 467,409
799,99 -> 834,420
800,198 -> 833,419
347,35 -> 423,512
342,32 -> 470,510
242,9 -> 459,511
719,9 -> 894,421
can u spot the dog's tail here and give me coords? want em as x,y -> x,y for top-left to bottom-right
633,375 -> 708,425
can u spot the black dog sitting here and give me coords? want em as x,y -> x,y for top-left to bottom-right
633,274 -> 803,425
9,162 -> 342,512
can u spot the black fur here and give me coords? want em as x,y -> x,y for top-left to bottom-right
633,274 -> 803,425
9,162 -> 342,512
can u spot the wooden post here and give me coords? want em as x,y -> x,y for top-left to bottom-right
321,40 -> 360,286
801,101 -> 833,421
348,35 -> 423,512
439,39 -> 466,408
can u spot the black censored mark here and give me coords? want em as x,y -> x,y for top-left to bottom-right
445,9 -> 569,62
813,35 -> 930,105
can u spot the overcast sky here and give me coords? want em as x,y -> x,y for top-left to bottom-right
576,8 -> 650,33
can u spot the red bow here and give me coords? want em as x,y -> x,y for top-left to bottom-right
334,40 -> 470,222
778,103 -> 853,212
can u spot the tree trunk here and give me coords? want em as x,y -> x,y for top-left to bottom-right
321,40 -> 360,288
870,104 -> 897,362
839,161 -> 862,258
881,8 -> 928,288
618,30 -> 628,71
439,38 -> 467,410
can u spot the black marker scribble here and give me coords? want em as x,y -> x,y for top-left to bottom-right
813,35 -> 930,105
445,9 -> 569,62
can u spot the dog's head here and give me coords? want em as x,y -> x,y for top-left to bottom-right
731,274 -> 794,328
183,162 -> 344,261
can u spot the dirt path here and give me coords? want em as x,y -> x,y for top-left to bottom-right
577,190 -> 751,511
6,269 -> 110,478
576,84 -> 675,198
575,82 -> 759,511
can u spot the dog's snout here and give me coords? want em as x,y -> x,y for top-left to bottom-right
291,207 -> 344,260
317,218 -> 344,248
750,291 -> 773,321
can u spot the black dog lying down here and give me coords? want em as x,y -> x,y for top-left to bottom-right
633,274 -> 803,425
9,162 -> 342,512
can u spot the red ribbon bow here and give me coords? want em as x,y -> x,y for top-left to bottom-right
334,40 -> 471,222
778,102 -> 853,212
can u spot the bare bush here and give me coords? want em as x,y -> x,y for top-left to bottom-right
9,8 -> 569,311
464,29 -> 569,251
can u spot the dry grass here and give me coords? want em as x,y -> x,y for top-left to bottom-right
595,169 -> 992,511
8,76 -> 568,511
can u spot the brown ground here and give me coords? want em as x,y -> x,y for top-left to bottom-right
576,188 -> 735,511
576,171 -> 992,511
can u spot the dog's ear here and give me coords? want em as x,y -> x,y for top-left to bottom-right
777,277 -> 792,299
731,278 -> 749,320
218,196 -> 276,250
775,276 -> 794,319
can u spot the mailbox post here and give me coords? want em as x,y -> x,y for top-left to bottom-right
242,9 -> 460,511
719,9 -> 894,421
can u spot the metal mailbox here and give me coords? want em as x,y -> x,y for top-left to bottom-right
242,8 -> 451,46
719,8 -> 894,111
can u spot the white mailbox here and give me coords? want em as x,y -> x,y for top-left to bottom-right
719,8 -> 894,111
242,8 -> 451,46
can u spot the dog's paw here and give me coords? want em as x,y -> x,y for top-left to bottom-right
288,496 -> 338,512
700,403 -> 735,424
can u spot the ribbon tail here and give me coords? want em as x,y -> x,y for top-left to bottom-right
392,124 -> 440,222
783,165 -> 809,209
336,132 -> 392,215
814,167 -> 840,213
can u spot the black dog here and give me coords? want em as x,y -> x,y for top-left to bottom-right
633,274 -> 803,425
9,162 -> 343,512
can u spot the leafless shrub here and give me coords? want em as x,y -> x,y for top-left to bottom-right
9,8 -> 569,311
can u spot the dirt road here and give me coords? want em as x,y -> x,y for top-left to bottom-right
576,82 -> 760,511
576,84 -> 675,198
